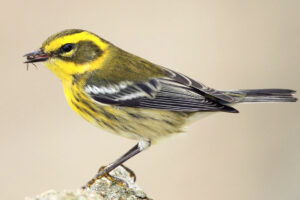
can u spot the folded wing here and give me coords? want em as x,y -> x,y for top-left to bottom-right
84,75 -> 237,113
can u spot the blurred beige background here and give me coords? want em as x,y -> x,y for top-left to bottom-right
0,0 -> 299,199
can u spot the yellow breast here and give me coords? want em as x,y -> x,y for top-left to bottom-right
62,77 -> 194,143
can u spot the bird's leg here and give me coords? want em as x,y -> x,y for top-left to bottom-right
99,140 -> 151,177
83,140 -> 151,189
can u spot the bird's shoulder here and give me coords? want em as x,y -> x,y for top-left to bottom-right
93,47 -> 166,83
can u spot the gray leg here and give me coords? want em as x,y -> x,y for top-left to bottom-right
84,140 -> 151,188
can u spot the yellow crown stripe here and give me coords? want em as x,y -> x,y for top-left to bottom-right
43,31 -> 108,53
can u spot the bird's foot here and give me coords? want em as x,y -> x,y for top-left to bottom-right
82,164 -> 136,189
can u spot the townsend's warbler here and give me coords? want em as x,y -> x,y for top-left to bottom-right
25,29 -> 297,187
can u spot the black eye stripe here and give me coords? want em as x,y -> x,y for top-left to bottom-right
60,43 -> 74,53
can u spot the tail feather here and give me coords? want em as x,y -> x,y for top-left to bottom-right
224,89 -> 297,103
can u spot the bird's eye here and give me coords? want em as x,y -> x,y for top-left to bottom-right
60,43 -> 74,53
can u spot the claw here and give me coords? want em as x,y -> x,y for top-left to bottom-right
82,165 -> 132,189
120,164 -> 136,182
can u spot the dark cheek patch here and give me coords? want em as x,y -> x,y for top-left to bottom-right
58,41 -> 103,64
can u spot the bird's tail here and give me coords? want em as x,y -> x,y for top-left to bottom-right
223,89 -> 297,103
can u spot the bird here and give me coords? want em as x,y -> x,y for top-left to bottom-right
24,29 -> 297,187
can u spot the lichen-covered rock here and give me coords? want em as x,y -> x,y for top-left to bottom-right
25,189 -> 104,200
25,166 -> 151,200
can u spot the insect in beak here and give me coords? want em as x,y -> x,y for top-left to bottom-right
24,49 -> 49,63
24,49 -> 49,70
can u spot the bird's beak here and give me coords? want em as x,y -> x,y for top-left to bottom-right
24,49 -> 49,63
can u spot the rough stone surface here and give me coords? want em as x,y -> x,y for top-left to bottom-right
25,166 -> 151,200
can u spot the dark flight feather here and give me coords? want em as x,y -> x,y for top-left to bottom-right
161,67 -> 237,103
84,75 -> 238,113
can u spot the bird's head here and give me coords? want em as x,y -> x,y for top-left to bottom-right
25,29 -> 111,81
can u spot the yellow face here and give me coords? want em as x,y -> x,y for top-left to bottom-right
25,29 -> 110,82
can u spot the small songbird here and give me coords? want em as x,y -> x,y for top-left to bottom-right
25,29 -> 297,186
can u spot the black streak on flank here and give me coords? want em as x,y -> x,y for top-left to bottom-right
81,98 -> 97,112
72,99 -> 117,131
72,100 -> 83,112
72,74 -> 80,85
102,120 -> 116,131
128,113 -> 143,119
163,119 -> 175,126
74,95 -> 80,102
99,107 -> 118,120
71,100 -> 95,121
